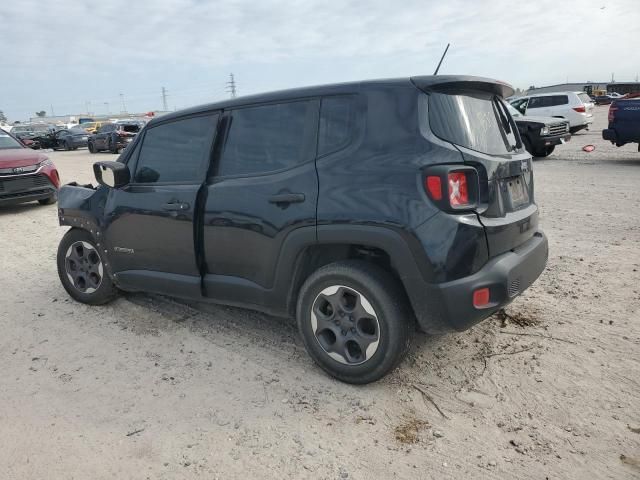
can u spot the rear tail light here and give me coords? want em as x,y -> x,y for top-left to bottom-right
423,166 -> 478,212
448,172 -> 469,206
608,104 -> 618,123
425,176 -> 442,200
573,105 -> 586,113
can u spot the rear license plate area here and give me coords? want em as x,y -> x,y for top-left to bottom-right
506,176 -> 529,208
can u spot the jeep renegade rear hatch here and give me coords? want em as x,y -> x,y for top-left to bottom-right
413,76 -> 538,258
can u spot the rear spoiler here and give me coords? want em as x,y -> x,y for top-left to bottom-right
411,75 -> 515,98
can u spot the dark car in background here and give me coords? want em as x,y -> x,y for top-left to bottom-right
0,129 -> 60,206
506,103 -> 571,157
57,75 -> 547,384
11,124 -> 54,149
53,126 -> 91,150
88,121 -> 144,154
602,98 -> 640,149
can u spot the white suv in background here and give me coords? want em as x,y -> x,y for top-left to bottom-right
510,91 -> 594,133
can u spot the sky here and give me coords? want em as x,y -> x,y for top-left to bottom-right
1,0 -> 639,121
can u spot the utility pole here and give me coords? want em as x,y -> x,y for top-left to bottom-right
161,87 -> 168,111
119,93 -> 127,114
611,72 -> 615,83
50,104 -> 55,117
226,73 -> 237,98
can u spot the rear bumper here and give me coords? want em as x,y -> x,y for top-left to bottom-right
406,231 -> 548,333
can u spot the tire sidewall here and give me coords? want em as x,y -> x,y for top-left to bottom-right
57,229 -> 116,305
297,262 -> 408,383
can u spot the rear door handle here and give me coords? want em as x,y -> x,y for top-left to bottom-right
162,202 -> 190,211
268,193 -> 305,204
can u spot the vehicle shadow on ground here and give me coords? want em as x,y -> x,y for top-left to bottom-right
0,202 -> 48,215
119,290 -> 463,382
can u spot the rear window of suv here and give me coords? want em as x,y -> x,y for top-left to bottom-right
577,93 -> 592,104
428,91 -> 518,155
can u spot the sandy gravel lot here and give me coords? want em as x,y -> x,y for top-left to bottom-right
1,106 -> 639,479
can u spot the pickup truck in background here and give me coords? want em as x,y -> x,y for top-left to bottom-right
602,99 -> 640,150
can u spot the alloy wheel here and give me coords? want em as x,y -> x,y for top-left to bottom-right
64,241 -> 104,294
311,285 -> 381,365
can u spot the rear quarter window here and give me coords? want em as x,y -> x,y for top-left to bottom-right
550,95 -> 568,106
318,95 -> 356,156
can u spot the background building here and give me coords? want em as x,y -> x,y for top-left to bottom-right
526,81 -> 640,96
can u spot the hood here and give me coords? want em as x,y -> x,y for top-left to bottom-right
0,148 -> 49,168
514,114 -> 568,126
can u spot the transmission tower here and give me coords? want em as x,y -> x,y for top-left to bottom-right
226,73 -> 237,98
161,87 -> 168,111
119,93 -> 127,114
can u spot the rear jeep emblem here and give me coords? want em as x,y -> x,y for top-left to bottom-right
13,167 -> 25,173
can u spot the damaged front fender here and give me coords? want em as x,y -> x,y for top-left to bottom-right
57,182 -> 108,239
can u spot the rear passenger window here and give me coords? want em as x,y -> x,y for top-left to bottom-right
219,100 -> 318,176
133,114 -> 217,184
527,97 -> 543,108
319,96 -> 356,156
550,95 -> 568,106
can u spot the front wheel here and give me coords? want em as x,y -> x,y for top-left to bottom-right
533,145 -> 555,157
296,260 -> 411,384
88,141 -> 96,153
57,229 -> 118,305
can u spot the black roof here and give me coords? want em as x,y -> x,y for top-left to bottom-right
150,75 -> 514,125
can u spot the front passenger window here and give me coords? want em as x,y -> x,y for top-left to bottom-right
133,114 -> 218,184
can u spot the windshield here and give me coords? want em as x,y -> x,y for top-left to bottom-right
0,131 -> 23,150
428,91 -> 519,155
506,103 -> 522,117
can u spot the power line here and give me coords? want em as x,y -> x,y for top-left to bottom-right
226,73 -> 237,98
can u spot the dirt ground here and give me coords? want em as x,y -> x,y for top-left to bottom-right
1,106 -> 639,479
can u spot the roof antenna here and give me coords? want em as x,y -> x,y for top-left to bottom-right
433,43 -> 450,75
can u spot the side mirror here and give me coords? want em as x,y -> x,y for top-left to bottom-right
93,161 -> 130,189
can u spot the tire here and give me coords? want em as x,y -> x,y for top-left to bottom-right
296,260 -> 411,384
38,193 -> 57,205
533,145 -> 555,157
88,141 -> 96,153
65,141 -> 72,151
57,229 -> 118,305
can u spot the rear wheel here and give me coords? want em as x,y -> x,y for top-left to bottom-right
65,140 -> 72,151
57,229 -> 118,305
296,260 -> 411,384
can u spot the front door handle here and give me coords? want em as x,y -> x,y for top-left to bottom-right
268,193 -> 305,205
162,202 -> 190,211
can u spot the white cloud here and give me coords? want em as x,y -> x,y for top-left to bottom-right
1,0 -> 639,119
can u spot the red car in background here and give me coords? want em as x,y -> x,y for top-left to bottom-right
0,129 -> 60,206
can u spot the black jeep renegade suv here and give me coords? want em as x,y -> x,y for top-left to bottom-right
56,75 -> 547,384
